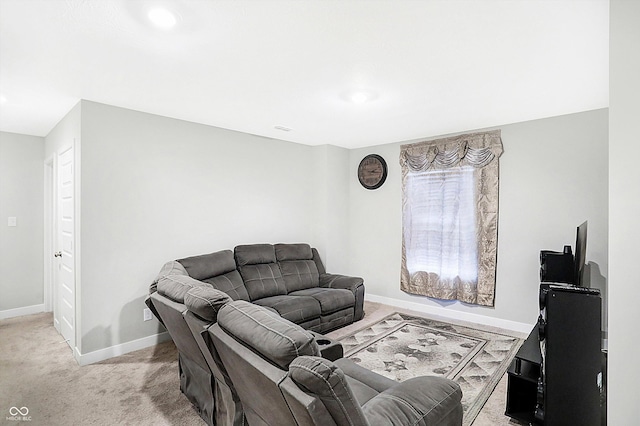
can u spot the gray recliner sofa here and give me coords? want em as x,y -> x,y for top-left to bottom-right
146,243 -> 365,424
151,243 -> 364,332
210,300 -> 464,426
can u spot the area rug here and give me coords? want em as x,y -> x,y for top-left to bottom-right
338,313 -> 522,426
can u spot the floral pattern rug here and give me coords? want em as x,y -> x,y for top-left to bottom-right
339,313 -> 522,426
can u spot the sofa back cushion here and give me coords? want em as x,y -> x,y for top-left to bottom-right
150,260 -> 188,294
276,244 -> 320,292
178,250 -> 250,301
275,243 -> 313,261
235,244 -> 277,266
217,300 -> 320,369
178,250 -> 237,281
202,270 -> 250,301
235,244 -> 287,301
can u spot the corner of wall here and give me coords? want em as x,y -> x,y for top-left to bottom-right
310,144 -> 351,273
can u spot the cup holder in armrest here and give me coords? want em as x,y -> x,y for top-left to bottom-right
312,336 -> 343,361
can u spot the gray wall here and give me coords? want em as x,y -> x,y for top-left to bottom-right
609,0 -> 640,422
0,132 -> 45,312
311,144 -> 351,273
5,102 -> 610,361
78,100 -> 328,354
347,109 -> 609,328
44,102 -> 81,159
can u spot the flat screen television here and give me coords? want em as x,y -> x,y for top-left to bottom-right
573,221 -> 588,287
539,220 -> 588,286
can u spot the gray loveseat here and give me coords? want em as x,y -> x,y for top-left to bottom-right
146,243 -> 365,424
151,243 -> 364,332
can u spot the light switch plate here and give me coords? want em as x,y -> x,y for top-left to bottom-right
8,217 -> 16,227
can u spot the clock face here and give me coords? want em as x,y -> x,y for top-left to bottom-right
358,154 -> 387,190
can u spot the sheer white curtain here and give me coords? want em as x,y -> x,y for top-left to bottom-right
404,166 -> 477,284
400,130 -> 502,306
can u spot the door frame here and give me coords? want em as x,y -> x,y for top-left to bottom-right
44,143 -> 79,349
44,155 -> 56,321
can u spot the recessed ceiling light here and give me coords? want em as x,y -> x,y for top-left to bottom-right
344,89 -> 378,104
274,125 -> 292,132
350,92 -> 370,104
147,7 -> 178,29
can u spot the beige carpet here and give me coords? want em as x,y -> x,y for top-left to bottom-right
0,312 -> 199,426
1,303 -> 527,425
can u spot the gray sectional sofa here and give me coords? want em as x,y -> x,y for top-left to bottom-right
146,243 -> 366,424
146,242 -> 463,425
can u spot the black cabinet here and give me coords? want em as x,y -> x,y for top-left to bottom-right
506,284 -> 602,425
506,328 -> 541,424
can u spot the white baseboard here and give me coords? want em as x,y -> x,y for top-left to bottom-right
75,331 -> 171,366
365,293 -> 534,335
0,304 -> 46,320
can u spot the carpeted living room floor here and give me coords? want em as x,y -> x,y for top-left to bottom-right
0,302 -> 527,425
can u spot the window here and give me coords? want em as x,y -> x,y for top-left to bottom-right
400,131 -> 503,306
404,166 -> 477,282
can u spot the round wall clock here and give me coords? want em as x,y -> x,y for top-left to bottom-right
357,154 -> 388,190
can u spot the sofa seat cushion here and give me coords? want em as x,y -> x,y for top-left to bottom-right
361,376 -> 463,426
334,358 -> 396,406
289,288 -> 355,315
217,301 -> 320,370
253,295 -> 321,324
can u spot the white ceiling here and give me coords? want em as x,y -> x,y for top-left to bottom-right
0,0 -> 609,149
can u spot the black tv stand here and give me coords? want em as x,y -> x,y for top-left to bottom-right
505,328 -> 541,424
505,284 -> 603,425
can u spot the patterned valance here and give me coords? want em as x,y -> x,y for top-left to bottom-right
400,130 -> 503,172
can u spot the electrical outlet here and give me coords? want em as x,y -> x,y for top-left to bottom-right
143,308 -> 153,322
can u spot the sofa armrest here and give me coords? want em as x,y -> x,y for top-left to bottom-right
319,273 -> 366,321
319,273 -> 364,293
362,376 -> 463,426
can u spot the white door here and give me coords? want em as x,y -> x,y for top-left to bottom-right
56,146 -> 75,350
